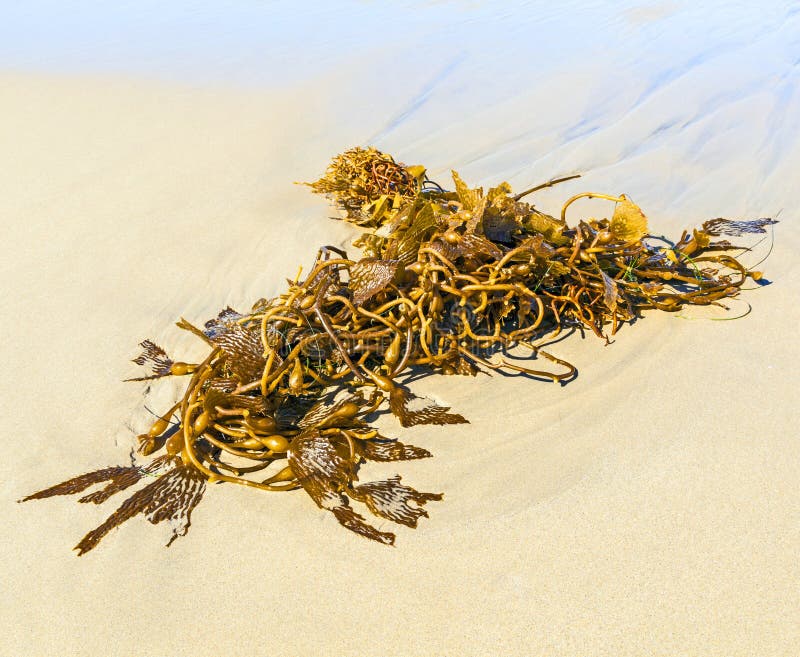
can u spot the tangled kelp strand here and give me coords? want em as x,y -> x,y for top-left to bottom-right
22,147 -> 775,552
304,146 -> 427,227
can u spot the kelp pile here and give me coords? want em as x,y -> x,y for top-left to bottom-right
22,147 -> 775,553
305,146 -> 427,226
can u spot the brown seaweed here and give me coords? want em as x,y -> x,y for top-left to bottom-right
21,146 -> 775,552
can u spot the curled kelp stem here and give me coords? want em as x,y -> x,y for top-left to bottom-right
22,146 -> 776,552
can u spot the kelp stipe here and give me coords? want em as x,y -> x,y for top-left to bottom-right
22,147 -> 775,552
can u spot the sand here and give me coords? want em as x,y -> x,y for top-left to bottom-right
2,46 -> 799,657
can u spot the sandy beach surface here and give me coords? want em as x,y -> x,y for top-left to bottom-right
3,3 -> 800,656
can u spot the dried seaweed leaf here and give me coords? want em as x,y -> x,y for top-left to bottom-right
349,259 -> 400,305
206,319 -> 265,383
202,388 -> 270,415
610,195 -> 648,242
452,170 -> 482,211
22,464 -> 150,504
204,307 -> 243,329
273,396 -> 319,429
701,217 -> 777,236
353,476 -> 442,528
288,431 -> 353,501
395,201 -> 438,265
486,181 -> 513,204
126,340 -> 174,381
389,387 -> 468,428
357,436 -> 432,462
600,270 -> 619,313
73,463 -> 206,555
289,431 -> 394,544
465,195 -> 488,232
465,232 -> 505,260
432,233 -> 503,263
206,378 -> 238,394
331,506 -> 395,545
482,210 -> 519,243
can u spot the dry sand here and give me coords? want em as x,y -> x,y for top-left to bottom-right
2,67 -> 799,657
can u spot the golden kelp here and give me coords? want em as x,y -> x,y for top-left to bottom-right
22,147 -> 776,552
304,146 -> 427,226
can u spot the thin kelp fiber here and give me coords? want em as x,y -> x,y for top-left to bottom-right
22,147 -> 776,552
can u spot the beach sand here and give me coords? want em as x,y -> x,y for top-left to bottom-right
2,58 -> 799,656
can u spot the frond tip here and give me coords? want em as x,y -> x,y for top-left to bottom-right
21,459 -> 206,555
74,464 -> 206,555
289,430 -> 442,545
352,476 -> 442,528
126,340 -> 174,381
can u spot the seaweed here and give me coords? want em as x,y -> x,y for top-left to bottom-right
303,146 -> 426,226
21,147 -> 775,552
